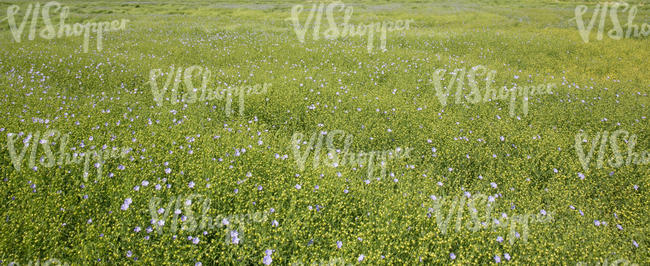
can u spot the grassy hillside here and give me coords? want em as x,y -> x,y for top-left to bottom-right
0,0 -> 648,265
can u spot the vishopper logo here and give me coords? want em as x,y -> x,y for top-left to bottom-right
430,65 -> 556,117
576,258 -> 639,266
1,1 -> 129,52
290,130 -> 412,179
5,130 -> 130,183
290,257 -> 352,266
286,1 -> 414,53
6,257 -> 70,265
426,192 -> 554,245
148,65 -> 270,116
574,1 -> 649,43
575,130 -> 649,172
148,194 -> 270,245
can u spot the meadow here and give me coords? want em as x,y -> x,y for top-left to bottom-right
0,0 -> 648,265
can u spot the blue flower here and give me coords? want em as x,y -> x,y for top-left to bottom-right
230,230 -> 240,244
263,255 -> 272,265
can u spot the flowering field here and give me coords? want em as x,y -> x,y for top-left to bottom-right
0,0 -> 648,265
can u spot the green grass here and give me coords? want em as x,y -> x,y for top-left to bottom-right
0,0 -> 648,265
